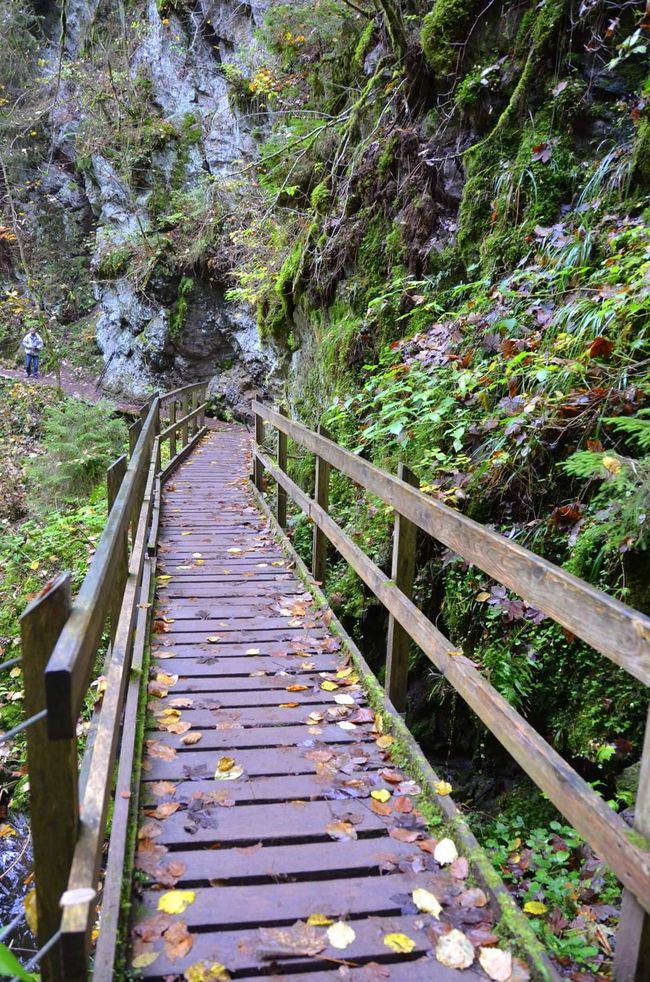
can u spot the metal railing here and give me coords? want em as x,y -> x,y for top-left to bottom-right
2,382 -> 207,982
252,400 -> 650,982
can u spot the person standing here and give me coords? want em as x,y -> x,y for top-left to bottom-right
22,326 -> 44,379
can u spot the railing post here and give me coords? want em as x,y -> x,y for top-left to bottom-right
614,705 -> 650,981
312,424 -> 331,586
254,411 -> 265,492
190,388 -> 199,436
21,574 -> 77,982
277,407 -> 288,528
169,400 -> 177,459
180,390 -> 189,447
106,455 -> 128,643
385,463 -> 418,714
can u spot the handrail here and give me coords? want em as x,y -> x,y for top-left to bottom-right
252,400 -> 650,981
15,381 -> 208,982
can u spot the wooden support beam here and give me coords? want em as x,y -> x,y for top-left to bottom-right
168,400 -> 177,459
614,705 -> 650,980
312,424 -> 331,586
106,455 -> 128,645
253,412 -> 265,492
180,390 -> 189,447
254,446 -> 650,912
253,402 -> 650,686
385,463 -> 418,714
277,407 -> 288,528
21,574 -> 77,982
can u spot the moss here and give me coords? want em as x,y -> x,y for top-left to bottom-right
377,133 -> 398,179
168,275 -> 194,341
420,0 -> 480,77
95,245 -> 133,280
180,112 -> 202,145
310,180 -> 330,214
354,19 -> 376,68
632,114 -> 650,188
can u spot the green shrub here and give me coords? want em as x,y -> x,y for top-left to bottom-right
26,401 -> 127,510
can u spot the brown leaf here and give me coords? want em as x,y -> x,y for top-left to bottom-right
146,740 -> 176,760
163,920 -> 195,962
393,796 -> 413,814
181,732 -> 203,746
258,921 -> 327,958
450,857 -> 469,879
459,887 -> 488,908
326,820 -> 357,841
370,799 -> 392,817
389,828 -> 419,843
151,781 -> 177,798
587,335 -> 613,360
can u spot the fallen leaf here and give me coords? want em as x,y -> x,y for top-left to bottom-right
523,900 -> 548,915
326,820 -> 357,841
384,932 -> 416,954
412,887 -> 442,918
246,648 -> 260,655
459,887 -> 488,908
334,693 -> 355,705
436,928 -> 475,969
376,735 -> 394,750
321,681 -> 338,692
207,636 -> 221,644
151,781 -> 177,798
389,828 -> 419,843
327,921 -> 356,950
148,802 -> 180,820
434,837 -> 459,865
24,888 -> 37,934
279,702 -> 300,709
157,890 -> 196,915
287,684 -> 309,692
164,920 -> 195,961
258,922 -> 326,957
370,799 -> 392,816
308,913 -> 333,926
434,780 -> 453,796
182,732 -> 203,745
132,950 -> 160,969
184,962 -> 230,982
479,947 -> 513,981
370,789 -> 391,803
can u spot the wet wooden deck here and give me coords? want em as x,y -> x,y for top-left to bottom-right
128,426 -> 502,980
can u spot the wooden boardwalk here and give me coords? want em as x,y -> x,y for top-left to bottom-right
129,426 -> 499,980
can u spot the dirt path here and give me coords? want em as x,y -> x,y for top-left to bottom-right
0,363 -> 140,413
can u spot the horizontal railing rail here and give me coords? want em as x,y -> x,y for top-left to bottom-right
9,382 -> 208,982
252,399 -> 650,982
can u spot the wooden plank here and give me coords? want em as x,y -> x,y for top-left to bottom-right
45,398 -> 159,738
613,705 -> 650,980
106,455 -> 128,644
254,401 -> 650,685
312,423 -> 331,586
254,411 -> 264,491
179,390 -> 189,447
145,721 -> 369,751
141,771 -> 390,808
236,963 -> 475,982
143,743 -> 375,781
277,405 -> 288,528
386,463 -> 418,713
256,447 -> 650,911
159,426 -> 208,483
132,913 -> 441,978
21,574 -> 76,982
60,450 -> 158,979
92,557 -> 153,982
168,400 -> 177,458
137,872 -> 454,928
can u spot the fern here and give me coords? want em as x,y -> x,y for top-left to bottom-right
605,412 -> 650,453
561,451 -> 606,479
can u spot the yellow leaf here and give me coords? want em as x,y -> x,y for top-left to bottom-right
326,921 -> 356,950
603,455 -> 622,475
476,591 -> 491,602
523,901 -> 548,916
384,932 -> 416,954
376,735 -> 394,750
29,560 -> 40,571
157,890 -> 196,914
307,913 -> 333,926
0,824 -> 17,838
370,789 -> 391,803
217,757 -> 235,772
227,548 -> 242,554
24,888 -> 38,934
412,887 -> 442,918
184,961 -> 231,981
434,780 -> 453,796
287,684 -> 309,692
321,681 -> 338,691
132,951 -> 160,969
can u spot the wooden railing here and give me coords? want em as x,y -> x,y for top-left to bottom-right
7,382 -> 207,982
252,400 -> 650,982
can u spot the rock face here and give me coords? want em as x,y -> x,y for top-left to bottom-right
41,0 -> 280,415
